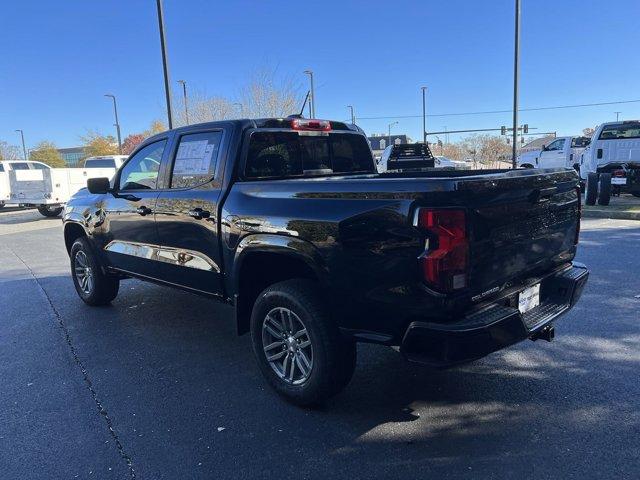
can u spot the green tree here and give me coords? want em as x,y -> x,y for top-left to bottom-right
80,131 -> 118,159
30,141 -> 66,167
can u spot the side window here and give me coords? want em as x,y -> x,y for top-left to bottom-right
119,140 -> 166,190
0,164 -> 4,172
546,139 -> 565,151
170,131 -> 222,189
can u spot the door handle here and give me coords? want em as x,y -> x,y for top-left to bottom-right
188,208 -> 211,220
136,206 -> 152,216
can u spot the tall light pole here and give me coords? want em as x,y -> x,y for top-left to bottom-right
347,105 -> 355,124
156,0 -> 173,129
303,70 -> 315,118
15,130 -> 27,160
615,111 -> 621,121
177,80 -> 189,125
511,0 -> 521,169
421,86 -> 427,144
442,126 -> 448,144
388,121 -> 398,148
104,94 -> 122,154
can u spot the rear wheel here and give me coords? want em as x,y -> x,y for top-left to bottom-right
585,173 -> 598,205
597,173 -> 612,206
70,237 -> 119,305
37,205 -> 64,217
250,279 -> 356,406
0,202 -> 5,209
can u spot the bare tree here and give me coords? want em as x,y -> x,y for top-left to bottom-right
238,68 -> 303,118
0,141 -> 21,161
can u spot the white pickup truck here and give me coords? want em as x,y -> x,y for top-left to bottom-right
581,120 -> 640,205
518,136 -> 590,171
4,160 -> 116,216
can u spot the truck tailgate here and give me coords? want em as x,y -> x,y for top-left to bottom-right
461,170 -> 579,296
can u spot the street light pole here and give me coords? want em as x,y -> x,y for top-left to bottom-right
421,86 -> 427,144
156,0 -> 173,129
388,121 -> 398,148
347,105 -> 355,124
104,94 -> 122,154
303,70 -> 315,118
177,80 -> 189,125
615,111 -> 621,121
511,0 -> 521,169
15,129 -> 27,160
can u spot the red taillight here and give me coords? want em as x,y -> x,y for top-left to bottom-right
575,186 -> 581,245
416,208 -> 468,292
290,119 -> 331,131
612,169 -> 626,178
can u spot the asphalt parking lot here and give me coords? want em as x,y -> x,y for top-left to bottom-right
1,210 -> 639,480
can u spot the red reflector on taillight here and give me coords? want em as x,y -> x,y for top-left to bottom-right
612,169 -> 626,178
291,119 -> 331,131
416,209 -> 468,292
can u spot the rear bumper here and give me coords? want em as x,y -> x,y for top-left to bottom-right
400,262 -> 589,367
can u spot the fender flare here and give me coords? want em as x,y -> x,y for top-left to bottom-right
230,233 -> 328,295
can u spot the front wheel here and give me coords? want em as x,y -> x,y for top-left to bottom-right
70,237 -> 119,306
250,279 -> 356,406
37,205 -> 63,217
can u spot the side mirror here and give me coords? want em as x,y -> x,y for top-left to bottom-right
87,177 -> 111,194
541,145 -> 547,151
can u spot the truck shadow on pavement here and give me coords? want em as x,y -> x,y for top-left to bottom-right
2,221 -> 639,479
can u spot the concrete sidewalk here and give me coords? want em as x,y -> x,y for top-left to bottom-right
583,194 -> 640,220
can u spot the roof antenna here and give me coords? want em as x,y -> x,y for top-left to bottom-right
287,91 -> 310,119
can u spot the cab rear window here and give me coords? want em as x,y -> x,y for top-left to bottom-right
598,123 -> 640,140
85,159 -> 116,168
245,132 -> 374,179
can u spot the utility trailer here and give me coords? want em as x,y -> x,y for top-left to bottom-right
7,161 -> 116,216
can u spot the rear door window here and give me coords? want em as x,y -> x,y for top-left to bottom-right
9,162 -> 29,170
170,131 -> 222,189
598,123 -> 640,140
86,159 -> 116,168
245,132 -> 373,179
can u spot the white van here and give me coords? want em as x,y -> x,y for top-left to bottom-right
581,121 -> 640,205
83,155 -> 128,169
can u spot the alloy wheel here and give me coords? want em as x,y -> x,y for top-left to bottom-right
261,307 -> 313,385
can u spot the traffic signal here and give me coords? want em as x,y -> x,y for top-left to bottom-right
501,126 -> 506,135
523,124 -> 529,134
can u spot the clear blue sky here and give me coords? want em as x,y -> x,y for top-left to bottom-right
2,0 -> 639,149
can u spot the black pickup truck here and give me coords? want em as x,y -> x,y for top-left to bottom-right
62,117 -> 588,405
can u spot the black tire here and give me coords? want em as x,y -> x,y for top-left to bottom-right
0,202 -> 5,209
585,172 -> 598,205
597,173 -> 612,206
37,205 -> 64,217
632,192 -> 640,198
250,279 -> 356,406
70,237 -> 119,306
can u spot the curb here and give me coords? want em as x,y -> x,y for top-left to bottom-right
582,208 -> 640,221
0,208 -> 36,216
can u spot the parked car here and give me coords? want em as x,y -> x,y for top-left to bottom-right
7,160 -> 116,217
581,121 -> 640,205
434,155 -> 470,169
84,155 -> 128,169
62,117 -> 588,405
518,136 -> 590,171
